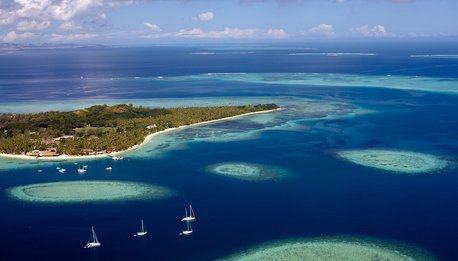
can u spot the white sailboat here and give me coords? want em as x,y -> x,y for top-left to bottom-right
84,226 -> 101,248
134,219 -> 147,237
181,205 -> 195,222
180,221 -> 193,236
77,164 -> 87,174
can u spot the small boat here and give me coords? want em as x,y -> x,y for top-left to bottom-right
105,166 -> 112,171
181,205 -> 195,222
180,221 -> 193,236
56,167 -> 61,170
84,226 -> 101,249
77,164 -> 87,174
134,219 -> 147,237
111,156 -> 123,161
58,168 -> 66,173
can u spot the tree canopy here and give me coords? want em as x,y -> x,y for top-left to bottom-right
0,103 -> 279,155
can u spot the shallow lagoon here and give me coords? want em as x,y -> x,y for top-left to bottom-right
8,181 -> 175,203
207,162 -> 290,181
336,149 -> 449,174
0,96 -> 368,170
222,236 -> 437,261
156,73 -> 458,94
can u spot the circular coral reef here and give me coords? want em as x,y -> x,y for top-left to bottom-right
7,181 -> 175,203
221,236 -> 437,261
207,162 -> 290,181
336,149 -> 448,174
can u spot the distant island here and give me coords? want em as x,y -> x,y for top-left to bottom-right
0,43 -> 108,52
0,103 -> 279,158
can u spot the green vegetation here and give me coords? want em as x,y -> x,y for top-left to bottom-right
0,103 -> 279,155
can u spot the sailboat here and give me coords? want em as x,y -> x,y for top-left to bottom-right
180,221 -> 193,236
77,164 -> 87,174
84,226 -> 101,249
181,205 -> 195,222
134,219 -> 147,237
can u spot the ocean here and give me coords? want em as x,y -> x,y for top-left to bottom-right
0,42 -> 457,260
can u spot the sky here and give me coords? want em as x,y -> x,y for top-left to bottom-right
0,0 -> 457,44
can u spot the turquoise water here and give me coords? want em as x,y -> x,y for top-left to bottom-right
0,43 -> 457,260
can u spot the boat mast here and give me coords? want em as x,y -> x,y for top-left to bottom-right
92,227 -> 99,243
190,205 -> 194,218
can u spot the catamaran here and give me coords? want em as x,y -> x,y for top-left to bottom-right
77,164 -> 87,174
180,221 -> 193,236
134,219 -> 147,237
84,226 -> 101,249
181,205 -> 195,222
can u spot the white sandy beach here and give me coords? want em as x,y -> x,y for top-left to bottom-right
0,108 -> 281,161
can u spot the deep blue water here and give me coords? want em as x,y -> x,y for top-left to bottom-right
0,43 -> 458,260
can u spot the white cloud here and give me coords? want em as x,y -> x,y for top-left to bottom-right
240,0 -> 305,4
14,0 -> 52,20
98,13 -> 107,20
265,28 -> 289,38
59,21 -> 82,30
0,0 -> 129,30
143,22 -> 162,32
309,24 -> 335,37
104,0 -> 137,7
192,11 -> 214,22
3,31 -> 35,42
172,27 -> 288,39
0,0 -> 136,42
16,20 -> 50,31
0,9 -> 16,25
141,33 -> 166,39
175,27 -> 258,38
50,32 -> 97,41
175,28 -> 207,37
4,31 -> 17,42
49,0 -> 98,21
356,24 -> 394,37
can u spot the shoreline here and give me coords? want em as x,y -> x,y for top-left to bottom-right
0,108 -> 281,161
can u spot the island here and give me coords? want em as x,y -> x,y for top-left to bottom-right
0,103 -> 279,158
